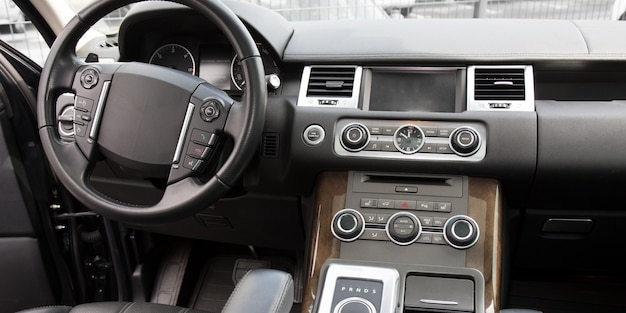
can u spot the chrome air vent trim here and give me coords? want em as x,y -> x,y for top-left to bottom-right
467,65 -> 535,111
297,65 -> 362,108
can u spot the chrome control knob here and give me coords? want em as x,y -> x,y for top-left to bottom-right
385,212 -> 422,246
331,209 -> 365,242
443,215 -> 480,249
340,123 -> 369,152
450,127 -> 481,156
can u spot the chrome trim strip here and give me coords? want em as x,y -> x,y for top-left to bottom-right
89,81 -> 111,140
173,103 -> 195,164
420,299 -> 459,305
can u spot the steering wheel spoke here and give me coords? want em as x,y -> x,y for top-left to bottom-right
167,83 -> 234,184
71,64 -> 120,161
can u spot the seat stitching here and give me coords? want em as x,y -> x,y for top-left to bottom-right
270,275 -> 290,313
221,270 -> 252,313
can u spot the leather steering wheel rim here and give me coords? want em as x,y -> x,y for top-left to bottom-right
37,0 -> 266,224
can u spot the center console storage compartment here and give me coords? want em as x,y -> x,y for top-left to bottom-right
313,260 -> 485,313
404,275 -> 474,312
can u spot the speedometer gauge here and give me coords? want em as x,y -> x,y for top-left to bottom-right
149,44 -> 196,75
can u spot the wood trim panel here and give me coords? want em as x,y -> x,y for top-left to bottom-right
301,172 -> 346,313
467,177 -> 503,313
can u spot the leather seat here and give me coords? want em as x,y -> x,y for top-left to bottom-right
17,269 -> 293,313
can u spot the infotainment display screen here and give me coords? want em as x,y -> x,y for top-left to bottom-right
366,68 -> 461,113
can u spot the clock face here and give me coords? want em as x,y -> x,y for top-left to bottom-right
393,125 -> 425,154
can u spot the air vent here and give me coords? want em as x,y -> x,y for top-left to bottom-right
474,68 -> 525,101
467,65 -> 535,112
262,133 -> 279,159
98,39 -> 119,48
297,66 -> 363,108
306,67 -> 356,97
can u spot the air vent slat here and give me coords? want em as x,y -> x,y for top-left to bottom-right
474,68 -> 526,101
307,67 -> 357,98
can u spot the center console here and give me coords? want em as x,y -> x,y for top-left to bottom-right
303,172 -> 502,313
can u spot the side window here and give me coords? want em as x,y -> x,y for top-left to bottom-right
0,0 -> 49,65
0,1 -> 129,67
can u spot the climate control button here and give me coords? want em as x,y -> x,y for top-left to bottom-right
331,209 -> 365,242
443,215 -> 480,249
385,212 -> 422,246
340,123 -> 370,152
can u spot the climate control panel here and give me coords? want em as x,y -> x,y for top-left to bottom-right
334,119 -> 486,162
332,172 -> 480,251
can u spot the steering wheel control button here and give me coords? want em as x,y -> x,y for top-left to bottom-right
187,142 -> 210,159
74,96 -> 94,112
182,155 -> 203,171
386,212 -> 422,245
200,100 -> 221,122
340,123 -> 370,152
80,69 -> 99,89
190,129 -> 217,146
450,127 -> 481,156
331,209 -> 365,242
303,125 -> 325,146
444,215 -> 480,250
75,123 -> 87,137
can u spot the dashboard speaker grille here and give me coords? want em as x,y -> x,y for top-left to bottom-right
474,68 -> 525,101
306,67 -> 356,97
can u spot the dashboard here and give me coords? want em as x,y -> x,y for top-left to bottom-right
67,1 -> 626,313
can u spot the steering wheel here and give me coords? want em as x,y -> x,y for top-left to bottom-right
37,0 -> 266,224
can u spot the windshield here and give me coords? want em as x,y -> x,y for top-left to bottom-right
0,0 -> 621,67
68,0 -> 620,26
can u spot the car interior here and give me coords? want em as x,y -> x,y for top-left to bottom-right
1,0 -> 626,313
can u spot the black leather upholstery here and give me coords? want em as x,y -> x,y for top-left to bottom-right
500,309 -> 543,313
17,302 -> 205,313
222,269 -> 294,313
16,306 -> 72,313
16,269 -> 294,313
